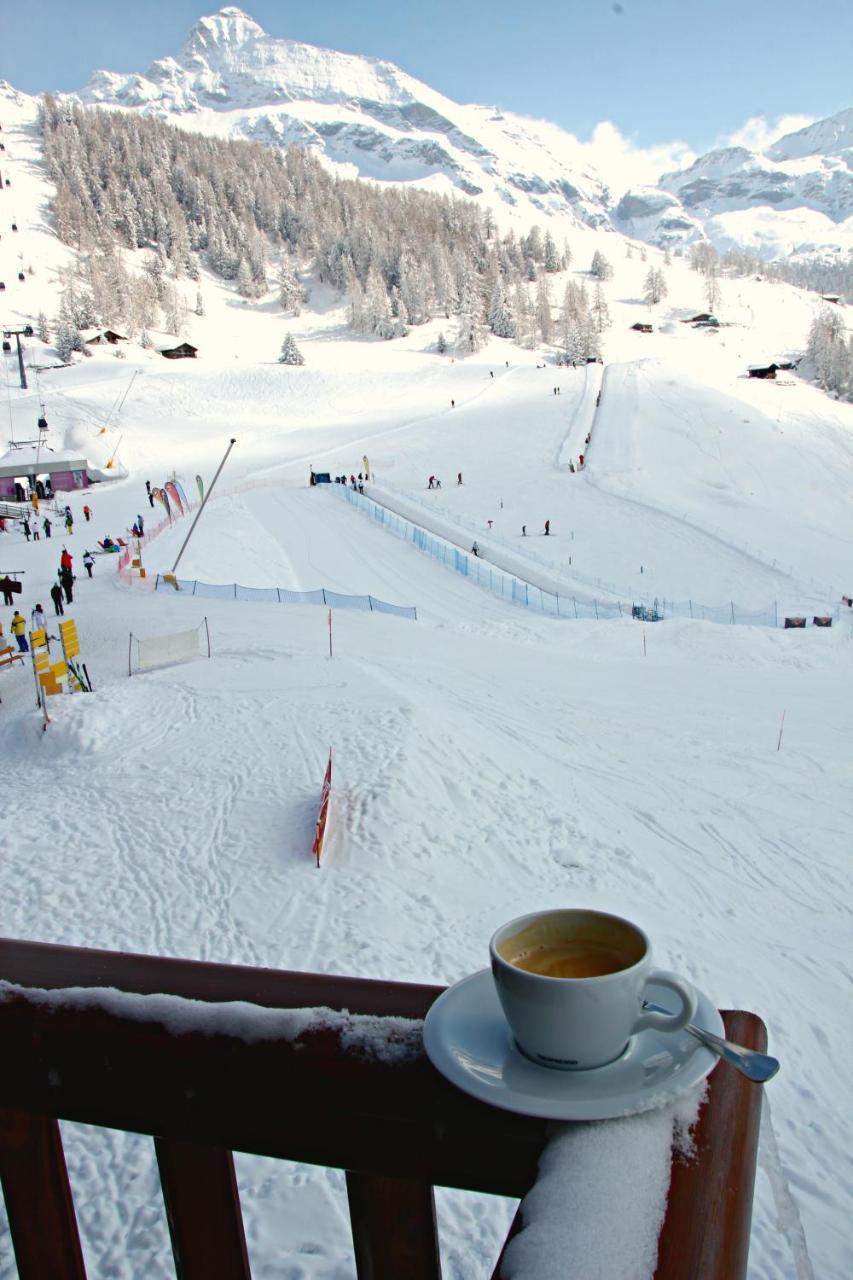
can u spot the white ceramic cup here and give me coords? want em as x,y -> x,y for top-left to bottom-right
490,908 -> 697,1070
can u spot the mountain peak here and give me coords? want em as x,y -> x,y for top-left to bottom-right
181,7 -> 267,59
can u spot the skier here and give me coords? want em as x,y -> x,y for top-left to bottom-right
83,550 -> 95,578
579,454 -> 585,468
83,504 -> 92,522
428,476 -> 435,489
43,516 -> 52,538
50,582 -> 64,616
522,525 -> 527,536
450,400 -> 455,408
60,548 -> 73,573
471,542 -> 480,557
457,472 -> 463,485
435,478 -> 442,489
22,517 -> 31,541
490,371 -> 494,378
544,520 -> 551,536
569,461 -> 575,473
10,610 -> 28,652
60,567 -> 74,605
65,515 -> 73,535
31,603 -> 46,634
136,514 -> 144,536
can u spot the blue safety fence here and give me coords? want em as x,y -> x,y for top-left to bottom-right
150,575 -> 416,620
327,484 -> 837,629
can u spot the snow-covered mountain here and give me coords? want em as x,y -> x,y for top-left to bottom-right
77,6 -> 611,232
616,109 -> 853,260
17,4 -> 853,270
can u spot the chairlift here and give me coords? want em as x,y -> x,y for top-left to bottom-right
37,416 -> 48,431
17,272 -> 24,282
0,283 -> 5,291
22,325 -> 33,337
2,341 -> 10,353
11,223 -> 17,232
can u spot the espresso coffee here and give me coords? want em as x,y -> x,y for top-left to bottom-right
508,939 -> 629,979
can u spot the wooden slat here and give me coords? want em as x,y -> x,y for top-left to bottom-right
490,1012 -> 767,1280
655,1011 -> 766,1280
0,1107 -> 87,1280
346,1171 -> 442,1280
155,1137 -> 251,1280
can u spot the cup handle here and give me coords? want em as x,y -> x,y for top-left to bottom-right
633,970 -> 698,1034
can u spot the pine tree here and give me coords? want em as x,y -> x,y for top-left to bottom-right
278,332 -> 305,365
195,291 -> 205,317
54,319 -> 85,363
543,231 -> 560,274
535,275 -> 553,343
592,282 -> 611,333
488,280 -> 515,338
590,250 -> 613,281
437,331 -> 447,355
643,267 -> 668,307
277,256 -> 305,315
36,311 -> 50,342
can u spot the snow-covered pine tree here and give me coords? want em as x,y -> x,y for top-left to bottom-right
36,311 -> 50,342
543,231 -> 560,274
590,250 -> 613,281
592,281 -> 611,333
277,256 -> 304,315
535,275 -> 553,344
437,331 -> 447,355
278,333 -> 305,365
195,291 -> 205,317
54,319 -> 85,363
488,279 -> 515,338
642,267 -> 668,307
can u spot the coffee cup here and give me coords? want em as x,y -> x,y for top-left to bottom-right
489,908 -> 697,1070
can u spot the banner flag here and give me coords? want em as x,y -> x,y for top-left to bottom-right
174,480 -> 190,510
363,455 -> 370,480
165,481 -> 184,514
313,749 -> 333,867
153,487 -> 171,520
196,474 -> 205,502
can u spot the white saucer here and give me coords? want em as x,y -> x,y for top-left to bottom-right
423,969 -> 724,1121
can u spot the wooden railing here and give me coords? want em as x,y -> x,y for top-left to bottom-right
0,938 -> 766,1279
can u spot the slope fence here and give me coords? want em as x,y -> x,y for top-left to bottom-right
328,483 -> 837,629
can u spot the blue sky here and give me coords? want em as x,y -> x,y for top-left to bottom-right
2,0 -> 851,156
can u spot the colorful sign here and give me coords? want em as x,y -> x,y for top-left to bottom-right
313,749 -> 332,867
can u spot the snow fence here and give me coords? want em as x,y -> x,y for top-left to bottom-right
149,576 -> 416,620
330,484 -> 834,629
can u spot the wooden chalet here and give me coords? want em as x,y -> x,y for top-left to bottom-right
0,936 -> 766,1280
631,322 -> 653,333
81,329 -> 127,346
747,363 -> 778,379
682,313 -> 714,324
820,294 -> 840,305
156,341 -> 198,360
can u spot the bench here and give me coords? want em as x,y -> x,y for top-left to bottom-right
0,645 -> 24,668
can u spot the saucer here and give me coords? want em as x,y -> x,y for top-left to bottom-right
422,969 -> 724,1121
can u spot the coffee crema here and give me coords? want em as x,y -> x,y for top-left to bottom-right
507,940 -> 630,979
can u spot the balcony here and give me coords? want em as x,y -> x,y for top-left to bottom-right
0,937 -> 765,1278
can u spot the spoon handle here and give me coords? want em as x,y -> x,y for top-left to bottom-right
642,1000 -> 780,1083
684,1023 -> 780,1083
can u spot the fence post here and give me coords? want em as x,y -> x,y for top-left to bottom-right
277,588 -> 281,603
730,602 -> 735,623
774,601 -> 778,627
689,600 -> 693,618
573,598 -> 578,618
192,580 -> 198,596
594,599 -> 599,619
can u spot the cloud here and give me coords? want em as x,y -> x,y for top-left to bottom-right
580,121 -> 696,192
720,113 -> 816,153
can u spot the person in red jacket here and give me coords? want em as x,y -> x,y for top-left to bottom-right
544,520 -> 551,536
60,548 -> 73,572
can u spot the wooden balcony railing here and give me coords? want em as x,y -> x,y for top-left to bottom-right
0,937 -> 766,1279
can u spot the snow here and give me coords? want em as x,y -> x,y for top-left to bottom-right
502,1089 -> 704,1280
1,81 -> 853,1280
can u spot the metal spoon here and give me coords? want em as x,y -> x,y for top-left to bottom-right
643,1000 -> 780,1083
